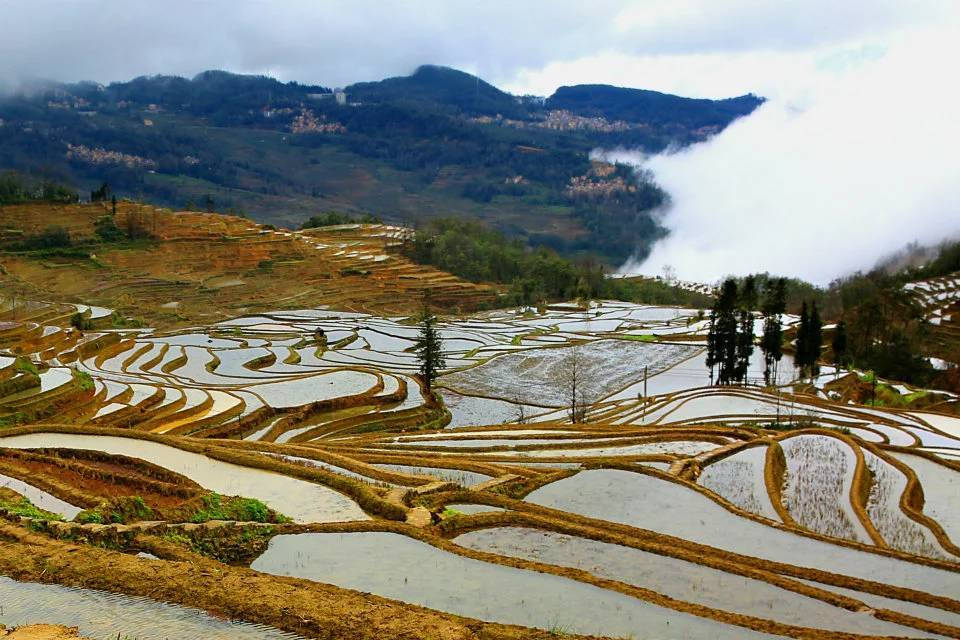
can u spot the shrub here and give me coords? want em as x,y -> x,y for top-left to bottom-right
14,357 -> 38,378
94,215 -> 126,242
70,312 -> 94,330
16,226 -> 72,251
75,510 -> 104,524
73,369 -> 95,392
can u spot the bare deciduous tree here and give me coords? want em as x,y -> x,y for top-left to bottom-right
560,345 -> 593,423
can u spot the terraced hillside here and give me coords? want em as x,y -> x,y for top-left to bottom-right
0,202 -> 495,329
905,272 -> 960,366
0,284 -> 958,638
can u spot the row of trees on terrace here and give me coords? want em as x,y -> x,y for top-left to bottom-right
707,276 -> 820,386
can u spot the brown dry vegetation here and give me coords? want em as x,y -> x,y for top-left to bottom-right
0,202 -> 496,329
0,625 -> 91,640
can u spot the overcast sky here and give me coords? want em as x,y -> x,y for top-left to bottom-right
0,0 -> 952,97
1,1 -> 957,283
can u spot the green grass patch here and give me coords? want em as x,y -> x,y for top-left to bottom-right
73,369 -> 95,392
14,357 -> 38,377
617,334 -> 657,342
189,493 -> 287,523
0,495 -> 63,520
441,507 -> 464,519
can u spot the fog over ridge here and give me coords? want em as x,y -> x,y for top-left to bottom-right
606,26 -> 960,286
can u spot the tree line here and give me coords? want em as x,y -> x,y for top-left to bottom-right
403,217 -> 712,309
0,172 -> 79,206
706,276 -> 826,386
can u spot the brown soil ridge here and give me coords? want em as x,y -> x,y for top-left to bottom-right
0,625 -> 91,640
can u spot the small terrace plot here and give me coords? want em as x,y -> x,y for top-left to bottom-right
441,340 -> 700,407
778,435 -> 871,544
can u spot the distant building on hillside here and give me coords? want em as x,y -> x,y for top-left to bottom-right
334,90 -> 347,106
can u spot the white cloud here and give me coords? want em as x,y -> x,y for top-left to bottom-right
0,0 -> 953,93
607,25 -> 960,285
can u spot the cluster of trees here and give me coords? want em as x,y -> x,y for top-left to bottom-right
706,278 -> 756,385
717,242 -> 960,389
794,302 -> 823,379
301,211 -> 382,228
405,218 -> 712,308
0,172 -> 78,205
707,276 -> 791,386
829,273 -> 935,385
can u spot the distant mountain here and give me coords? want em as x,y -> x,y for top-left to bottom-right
346,65 -> 527,118
0,66 -> 763,265
547,84 -> 764,128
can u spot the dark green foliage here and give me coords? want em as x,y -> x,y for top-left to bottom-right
75,510 -> 105,524
707,279 -> 741,385
301,211 -> 382,228
795,301 -> 823,379
919,240 -> 960,278
0,493 -> 62,520
73,369 -> 95,392
14,226 -> 72,251
0,172 -> 78,205
346,65 -> 527,118
70,312 -> 94,330
190,492 -> 277,523
760,278 -> 787,385
547,85 -> 763,127
14,356 -> 39,378
414,304 -> 446,392
735,275 -> 757,383
407,217 -> 712,308
90,181 -> 111,202
832,319 -> 849,370
831,272 -> 934,386
94,215 -> 126,242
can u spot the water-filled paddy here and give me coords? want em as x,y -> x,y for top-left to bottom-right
0,433 -> 367,523
454,527 -> 935,636
526,469 -> 960,596
251,531 -> 779,638
0,577 -> 300,639
0,472 -> 82,519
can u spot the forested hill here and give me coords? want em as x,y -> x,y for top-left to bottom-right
547,84 -> 762,128
0,66 -> 762,265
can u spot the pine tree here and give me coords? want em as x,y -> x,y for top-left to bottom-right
808,301 -> 823,378
795,301 -> 810,378
414,303 -> 446,392
832,319 -> 848,374
707,279 -> 740,385
735,276 -> 757,385
795,300 -> 823,380
760,278 -> 787,386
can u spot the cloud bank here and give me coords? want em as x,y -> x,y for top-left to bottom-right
608,26 -> 960,285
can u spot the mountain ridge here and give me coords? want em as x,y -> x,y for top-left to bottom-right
0,65 -> 763,265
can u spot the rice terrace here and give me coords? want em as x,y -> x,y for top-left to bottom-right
1,3 -> 959,636
0,197 -> 954,640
